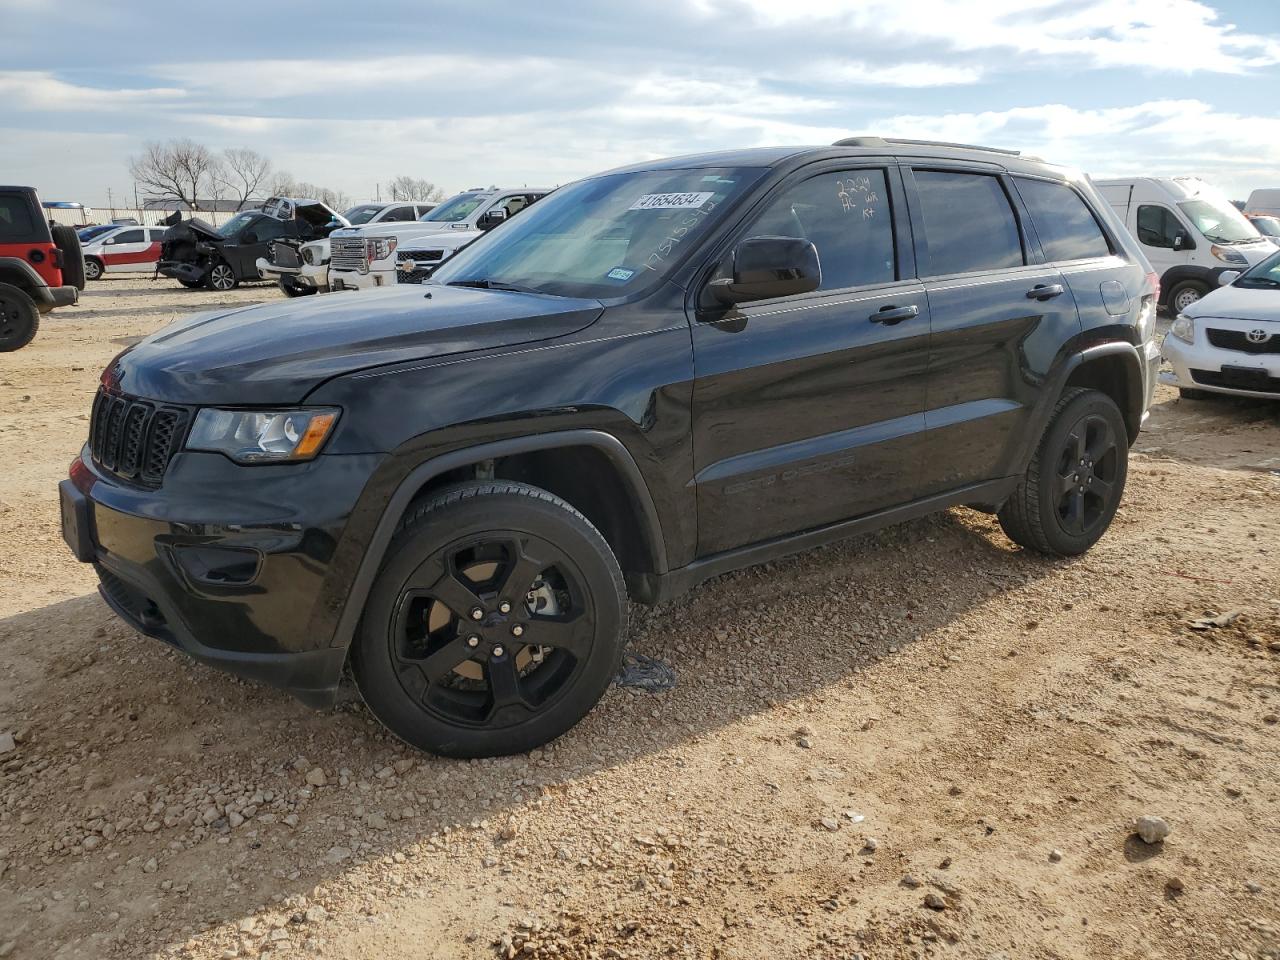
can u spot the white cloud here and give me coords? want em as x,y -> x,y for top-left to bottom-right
0,71 -> 185,110
692,0 -> 1280,75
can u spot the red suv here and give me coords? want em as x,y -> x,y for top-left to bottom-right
0,186 -> 85,351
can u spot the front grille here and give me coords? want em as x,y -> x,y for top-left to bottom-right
395,248 -> 443,284
330,237 -> 367,273
1190,368 -> 1280,393
89,389 -> 191,486
1206,328 -> 1280,355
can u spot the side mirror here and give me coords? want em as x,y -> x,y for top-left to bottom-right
242,231 -> 258,244
1173,231 -> 1194,251
708,236 -> 821,305
479,208 -> 508,231
1218,270 -> 1240,286
103,238 -> 115,245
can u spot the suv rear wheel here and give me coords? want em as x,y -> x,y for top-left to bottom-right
997,387 -> 1128,556
352,481 -> 627,758
0,282 -> 39,352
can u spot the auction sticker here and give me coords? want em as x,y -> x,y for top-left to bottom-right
629,192 -> 714,211
607,267 -> 635,281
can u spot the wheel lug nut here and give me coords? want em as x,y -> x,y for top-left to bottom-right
498,601 -> 511,614
470,607 -> 484,621
466,635 -> 480,648
511,624 -> 524,637
492,645 -> 505,657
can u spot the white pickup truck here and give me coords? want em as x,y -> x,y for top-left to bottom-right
326,188 -> 549,292
256,200 -> 436,296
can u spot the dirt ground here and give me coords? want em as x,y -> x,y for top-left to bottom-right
1,276 -> 1278,960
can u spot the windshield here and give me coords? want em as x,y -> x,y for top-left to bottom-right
429,167 -> 766,298
343,204 -> 383,225
420,193 -> 486,223
1249,216 -> 1280,239
1234,249 -> 1280,288
217,212 -> 257,238
1178,198 -> 1259,244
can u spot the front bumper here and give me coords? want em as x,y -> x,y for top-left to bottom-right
158,260 -> 208,285
257,258 -> 330,290
61,445 -> 386,707
328,266 -> 393,292
1161,320 -> 1280,400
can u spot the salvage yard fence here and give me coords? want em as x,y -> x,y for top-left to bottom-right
44,207 -> 244,229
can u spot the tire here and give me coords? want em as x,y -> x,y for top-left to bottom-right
1178,387 -> 1214,401
352,481 -> 627,758
206,261 -> 238,291
278,278 -> 315,298
51,224 -> 85,290
177,279 -> 204,290
1167,280 -> 1207,314
0,282 -> 40,352
998,387 -> 1129,556
83,257 -> 104,281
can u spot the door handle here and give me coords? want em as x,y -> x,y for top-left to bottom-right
1027,283 -> 1065,301
870,304 -> 919,325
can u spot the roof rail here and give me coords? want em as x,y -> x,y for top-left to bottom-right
833,136 -> 1023,157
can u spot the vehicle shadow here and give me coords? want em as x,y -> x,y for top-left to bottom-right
0,507 -> 1065,956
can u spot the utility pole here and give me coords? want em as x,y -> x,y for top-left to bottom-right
107,186 -> 114,216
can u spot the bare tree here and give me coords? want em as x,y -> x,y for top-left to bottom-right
387,175 -> 445,202
128,139 -> 219,210
216,147 -> 272,210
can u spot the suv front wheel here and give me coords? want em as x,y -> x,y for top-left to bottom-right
998,387 -> 1129,556
206,261 -> 238,292
352,481 -> 627,758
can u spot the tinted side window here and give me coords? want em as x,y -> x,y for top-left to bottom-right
249,219 -> 288,242
0,194 -> 37,240
1136,205 -> 1180,248
1016,178 -> 1111,261
114,229 -> 144,243
913,171 -> 1024,276
743,169 -> 895,291
384,206 -> 415,221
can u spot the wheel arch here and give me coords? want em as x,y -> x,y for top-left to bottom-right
1059,342 -> 1145,444
329,429 -> 669,653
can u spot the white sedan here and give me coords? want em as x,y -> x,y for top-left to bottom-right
1161,250 -> 1280,400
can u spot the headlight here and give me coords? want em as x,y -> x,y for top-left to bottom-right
302,247 -> 315,265
367,238 -> 398,263
1211,244 -> 1247,264
187,408 -> 339,463
1168,314 -> 1194,344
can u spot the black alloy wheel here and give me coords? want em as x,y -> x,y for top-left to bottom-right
353,482 -> 627,757
998,387 -> 1129,555
1053,410 -> 1120,538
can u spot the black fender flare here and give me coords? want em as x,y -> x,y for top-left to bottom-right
328,429 -> 669,651
1017,340 -> 1145,474
0,256 -> 47,290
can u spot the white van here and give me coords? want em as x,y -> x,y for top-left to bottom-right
1095,176 -> 1273,312
1244,188 -> 1280,221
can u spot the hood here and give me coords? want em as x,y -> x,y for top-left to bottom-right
108,284 -> 604,405
262,196 -> 350,230
162,218 -> 223,244
333,220 -> 465,240
1185,283 -> 1280,322
1230,239 -> 1276,266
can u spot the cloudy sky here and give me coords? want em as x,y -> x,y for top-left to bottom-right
1,0 -> 1277,206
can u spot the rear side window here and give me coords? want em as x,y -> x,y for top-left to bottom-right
1136,205 -> 1182,248
384,206 -> 416,221
913,171 -> 1024,276
742,169 -> 896,291
0,193 -> 37,241
113,229 -> 144,243
1016,178 -> 1111,261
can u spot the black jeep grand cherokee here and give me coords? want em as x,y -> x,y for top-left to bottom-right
61,138 -> 1160,757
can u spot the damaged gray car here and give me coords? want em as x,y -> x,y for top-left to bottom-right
157,197 -> 348,292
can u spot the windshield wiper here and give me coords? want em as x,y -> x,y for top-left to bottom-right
446,278 -> 545,295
